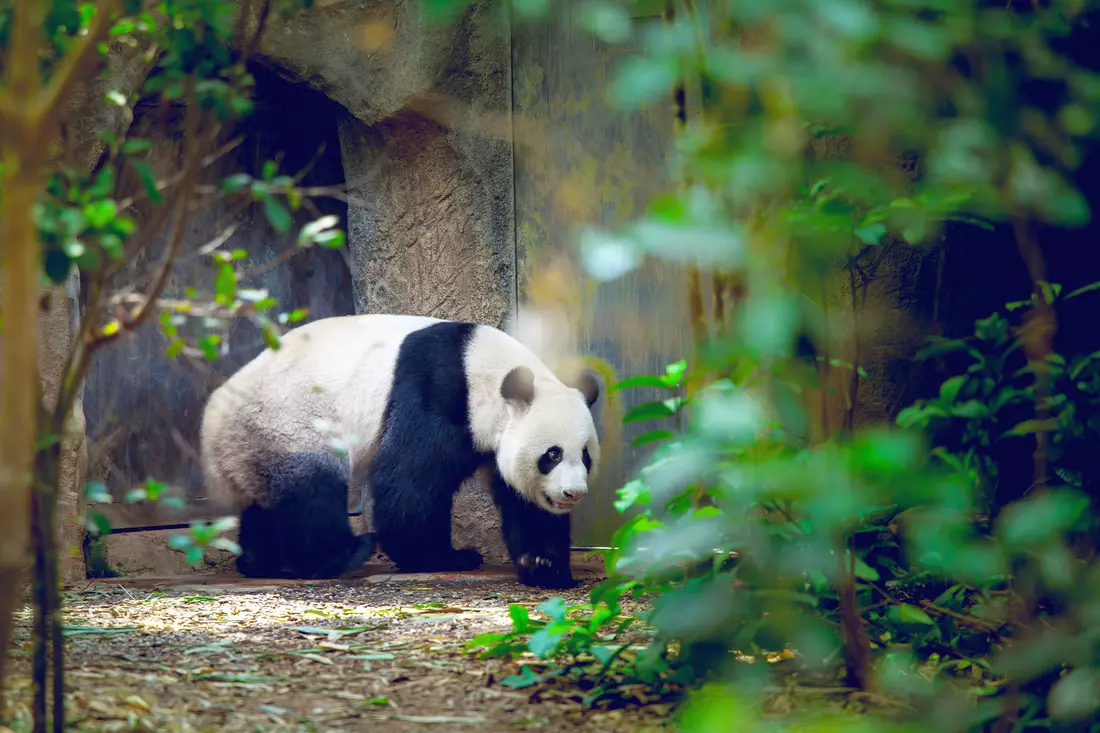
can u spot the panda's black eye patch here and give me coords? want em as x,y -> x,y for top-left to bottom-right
582,447 -> 591,473
538,446 -> 563,475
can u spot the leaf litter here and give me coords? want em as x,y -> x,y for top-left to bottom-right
2,573 -> 671,732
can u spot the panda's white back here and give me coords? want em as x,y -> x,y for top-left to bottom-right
201,314 -> 444,507
200,312 -> 591,510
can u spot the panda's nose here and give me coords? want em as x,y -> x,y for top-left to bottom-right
562,486 -> 587,502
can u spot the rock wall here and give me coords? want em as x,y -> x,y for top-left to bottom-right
334,3 -> 515,563
82,0 -> 517,575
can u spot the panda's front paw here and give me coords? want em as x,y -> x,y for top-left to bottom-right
516,553 -> 576,589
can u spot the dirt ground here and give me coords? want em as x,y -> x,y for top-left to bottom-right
2,560 -> 675,732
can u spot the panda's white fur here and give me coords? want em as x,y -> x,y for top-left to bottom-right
200,314 -> 601,587
202,314 -> 600,512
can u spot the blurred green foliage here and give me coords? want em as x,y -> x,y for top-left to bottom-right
447,0 -> 1100,730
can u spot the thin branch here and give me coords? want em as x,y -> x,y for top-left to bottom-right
95,106 -> 216,347
104,136 -> 247,281
58,100 -> 220,419
34,2 -> 120,135
1,0 -> 43,113
115,135 -> 246,211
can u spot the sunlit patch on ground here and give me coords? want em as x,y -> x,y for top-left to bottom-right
2,567 -> 670,732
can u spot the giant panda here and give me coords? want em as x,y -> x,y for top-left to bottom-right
199,314 -> 602,589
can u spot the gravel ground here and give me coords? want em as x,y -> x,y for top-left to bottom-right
2,563 -> 674,732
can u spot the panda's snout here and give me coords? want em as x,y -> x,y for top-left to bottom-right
561,486 -> 588,502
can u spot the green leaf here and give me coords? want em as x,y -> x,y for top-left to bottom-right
590,644 -> 617,665
466,631 -> 510,650
578,0 -> 632,44
622,399 -> 679,424
854,222 -> 887,245
314,229 -> 346,249
260,319 -> 282,350
663,359 -> 687,386
83,199 -> 118,229
199,334 -> 221,361
974,314 -> 1008,345
608,56 -> 679,110
144,479 -> 166,500
167,535 -> 192,550
536,597 -> 567,623
214,263 -> 237,300
1064,280 -> 1100,301
130,160 -> 163,204
610,375 -> 672,392
854,556 -> 880,582
121,138 -> 152,155
852,430 -> 921,474
185,546 -> 204,565
508,604 -> 531,632
84,482 -> 112,503
950,400 -> 989,419
499,666 -> 542,689
88,167 -> 116,199
939,375 -> 966,403
527,627 -> 563,659
298,215 -> 341,247
278,308 -> 310,325
630,429 -> 674,447
1003,418 -> 1057,437
222,173 -> 253,193
896,603 -> 935,625
263,196 -> 292,234
999,489 -> 1091,547
613,479 -> 650,512
914,337 -> 970,361
85,513 -> 112,537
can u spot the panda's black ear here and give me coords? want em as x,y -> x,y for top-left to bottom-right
501,366 -> 535,406
575,371 -> 600,408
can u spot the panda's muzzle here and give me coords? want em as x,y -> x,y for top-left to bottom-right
545,485 -> 587,511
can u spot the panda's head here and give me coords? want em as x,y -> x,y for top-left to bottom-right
497,365 -> 601,514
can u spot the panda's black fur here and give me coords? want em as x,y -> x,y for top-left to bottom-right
369,322 -> 575,588
236,451 -> 375,580
202,315 -> 601,590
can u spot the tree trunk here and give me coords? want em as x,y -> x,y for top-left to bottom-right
0,160 -> 45,715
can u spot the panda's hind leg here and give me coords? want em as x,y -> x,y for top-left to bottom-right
236,502 -> 283,578
241,451 -> 373,579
